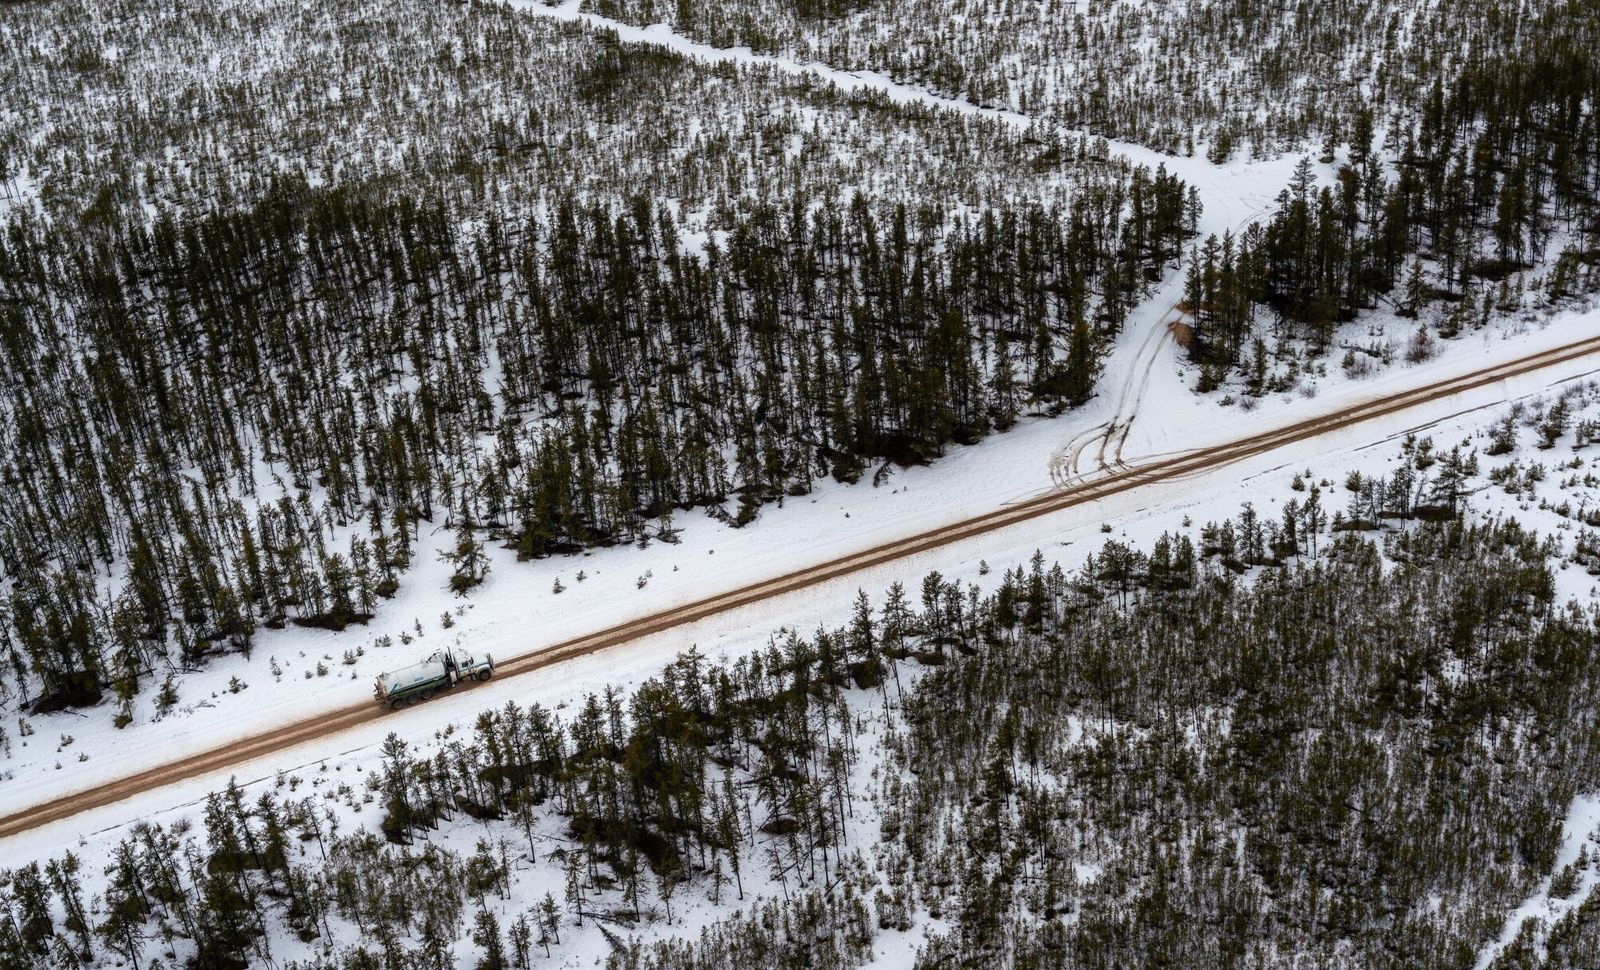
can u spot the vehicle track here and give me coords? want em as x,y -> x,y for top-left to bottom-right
4,333 -> 1600,841
1052,194 -> 1276,486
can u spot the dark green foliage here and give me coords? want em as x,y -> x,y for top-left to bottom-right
5,508 -> 1596,969
0,169 -> 1184,712
0,0 -> 1196,713
1186,3 -> 1600,375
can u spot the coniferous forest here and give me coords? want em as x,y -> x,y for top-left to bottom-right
5,0 -> 1600,966
583,0 -> 1600,381
6,487 -> 1600,968
0,0 -> 1190,715
4,0 -> 1599,718
1184,54 -> 1600,385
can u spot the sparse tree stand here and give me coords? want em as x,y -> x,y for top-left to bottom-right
1,476 -> 1597,968
1,0 -> 1599,960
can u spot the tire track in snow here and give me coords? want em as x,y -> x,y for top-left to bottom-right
6,331 -> 1600,842
512,0 -> 1265,491
510,0 -> 1036,127
1052,193 -> 1276,486
4,1 -> 1568,843
505,0 -> 1195,177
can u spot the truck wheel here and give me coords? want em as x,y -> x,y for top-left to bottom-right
421,689 -> 434,701
477,669 -> 492,682
390,698 -> 404,710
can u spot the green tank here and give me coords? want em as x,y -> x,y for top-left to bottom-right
374,647 -> 494,708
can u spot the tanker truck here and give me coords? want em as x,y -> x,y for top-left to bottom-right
374,646 -> 494,708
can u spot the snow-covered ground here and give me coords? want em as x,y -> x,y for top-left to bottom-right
1479,794 -> 1600,967
510,0 -> 1033,128
7,307 -> 1600,967
5,6 -> 1600,963
6,294 -> 1600,839
506,0 -> 1300,199
6,0 -> 1600,848
0,170 -> 38,219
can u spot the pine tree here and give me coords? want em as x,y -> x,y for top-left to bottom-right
472,909 -> 507,970
442,519 -> 490,597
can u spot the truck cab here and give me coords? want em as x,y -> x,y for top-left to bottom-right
440,646 -> 494,683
